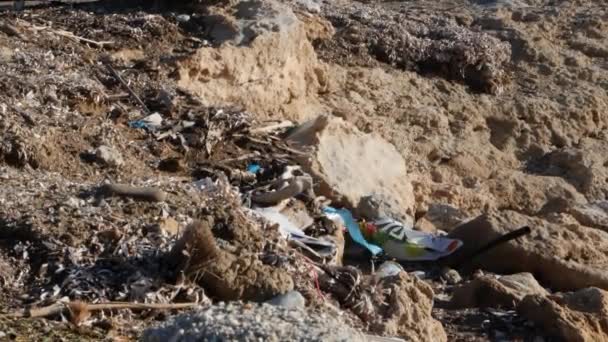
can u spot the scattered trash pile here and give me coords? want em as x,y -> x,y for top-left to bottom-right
132,110 -> 466,341
2,0 -> 608,341
0,12 -> 469,333
0,102 -> 466,340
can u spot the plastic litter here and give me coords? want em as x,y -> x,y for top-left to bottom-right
266,290 -> 306,309
361,217 -> 462,261
247,163 -> 261,174
324,207 -> 462,261
193,177 -> 218,193
256,206 -> 336,258
323,207 -> 383,256
376,261 -> 404,278
176,14 -> 191,23
129,113 -> 163,130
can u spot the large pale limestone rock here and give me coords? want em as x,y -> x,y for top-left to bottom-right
368,272 -> 447,342
570,201 -> 608,232
518,287 -> 608,342
449,272 -> 548,309
287,115 -> 415,216
487,171 -> 586,216
175,0 -> 329,121
448,210 -> 608,291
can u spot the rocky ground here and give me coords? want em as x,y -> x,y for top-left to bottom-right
0,0 -> 607,341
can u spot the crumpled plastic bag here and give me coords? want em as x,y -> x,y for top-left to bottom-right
324,207 -> 462,261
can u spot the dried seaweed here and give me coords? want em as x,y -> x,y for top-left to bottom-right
319,2 -> 511,93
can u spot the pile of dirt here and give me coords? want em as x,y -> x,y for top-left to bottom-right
175,0 -> 329,121
317,0 -> 511,94
1,0 -> 608,341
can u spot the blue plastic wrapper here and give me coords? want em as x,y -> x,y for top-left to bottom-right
247,163 -> 261,174
128,120 -> 148,129
323,206 -> 383,256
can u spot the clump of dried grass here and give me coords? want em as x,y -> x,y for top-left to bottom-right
167,219 -> 219,278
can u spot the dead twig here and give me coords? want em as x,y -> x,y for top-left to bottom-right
52,29 -> 113,47
251,175 -> 313,205
13,19 -> 111,46
250,121 -> 294,134
100,183 -> 167,202
100,55 -> 151,114
8,301 -> 199,321
0,21 -> 23,39
449,226 -> 532,269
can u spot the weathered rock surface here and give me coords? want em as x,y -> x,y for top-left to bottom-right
287,115 -> 415,216
448,210 -> 608,291
487,171 -> 587,216
415,203 -> 467,233
532,139 -> 608,202
266,291 -> 306,309
176,0 -> 329,121
142,302 -> 365,342
518,287 -> 608,342
570,201 -> 608,232
449,272 -> 548,309
365,272 -> 447,342
356,195 -> 414,226
94,145 -> 123,168
168,214 -> 293,301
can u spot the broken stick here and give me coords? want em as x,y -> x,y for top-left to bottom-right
9,301 -> 199,323
252,175 -> 313,205
449,226 -> 532,269
250,121 -> 294,134
52,29 -> 113,48
0,21 -> 23,39
101,183 -> 167,202
100,55 -> 151,114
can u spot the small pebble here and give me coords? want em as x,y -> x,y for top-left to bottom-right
95,145 -> 124,168
376,261 -> 404,278
157,217 -> 180,236
65,196 -> 81,209
411,271 -> 427,279
176,14 -> 191,23
441,268 -> 462,285
266,291 -> 306,309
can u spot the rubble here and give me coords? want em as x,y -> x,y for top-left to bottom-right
1,0 -> 607,341
449,273 -> 548,309
440,268 -> 462,285
176,0 -> 329,121
288,115 -> 415,216
518,287 -> 608,342
94,145 -> 124,168
448,210 -> 608,291
142,302 -> 365,342
366,272 -> 447,342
